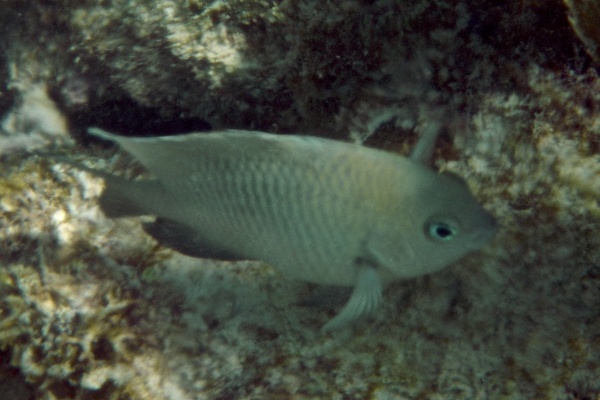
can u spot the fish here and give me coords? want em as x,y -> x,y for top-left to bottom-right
85,126 -> 498,332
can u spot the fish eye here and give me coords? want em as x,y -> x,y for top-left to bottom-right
426,221 -> 458,241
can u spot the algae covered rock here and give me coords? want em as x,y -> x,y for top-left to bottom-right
565,0 -> 600,61
0,0 -> 583,137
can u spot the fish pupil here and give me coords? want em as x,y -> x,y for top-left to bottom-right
436,225 -> 453,238
426,221 -> 457,241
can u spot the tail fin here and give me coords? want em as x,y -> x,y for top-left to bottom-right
99,175 -> 165,218
53,157 -> 167,218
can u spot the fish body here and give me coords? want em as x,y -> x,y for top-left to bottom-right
87,128 -> 498,331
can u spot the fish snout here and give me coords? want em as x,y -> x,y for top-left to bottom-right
485,210 -> 499,232
476,210 -> 499,245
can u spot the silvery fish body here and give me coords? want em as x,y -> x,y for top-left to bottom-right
87,128 -> 497,331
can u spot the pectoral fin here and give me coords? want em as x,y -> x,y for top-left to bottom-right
320,265 -> 383,333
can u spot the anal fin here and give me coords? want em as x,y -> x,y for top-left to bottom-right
143,218 -> 247,261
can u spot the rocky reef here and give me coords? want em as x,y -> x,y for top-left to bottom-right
1,0 -> 599,399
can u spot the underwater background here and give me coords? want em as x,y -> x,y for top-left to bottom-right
0,0 -> 599,399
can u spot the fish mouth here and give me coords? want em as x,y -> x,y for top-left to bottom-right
467,211 -> 499,249
480,227 -> 498,244
484,210 -> 499,233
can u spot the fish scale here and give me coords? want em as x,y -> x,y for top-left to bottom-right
267,168 -> 316,269
208,152 -> 353,278
286,166 -> 345,270
217,158 -> 289,259
84,127 -> 498,331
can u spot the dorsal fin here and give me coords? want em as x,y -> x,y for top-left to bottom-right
410,121 -> 441,164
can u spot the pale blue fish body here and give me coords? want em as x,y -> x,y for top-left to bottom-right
87,128 -> 498,331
